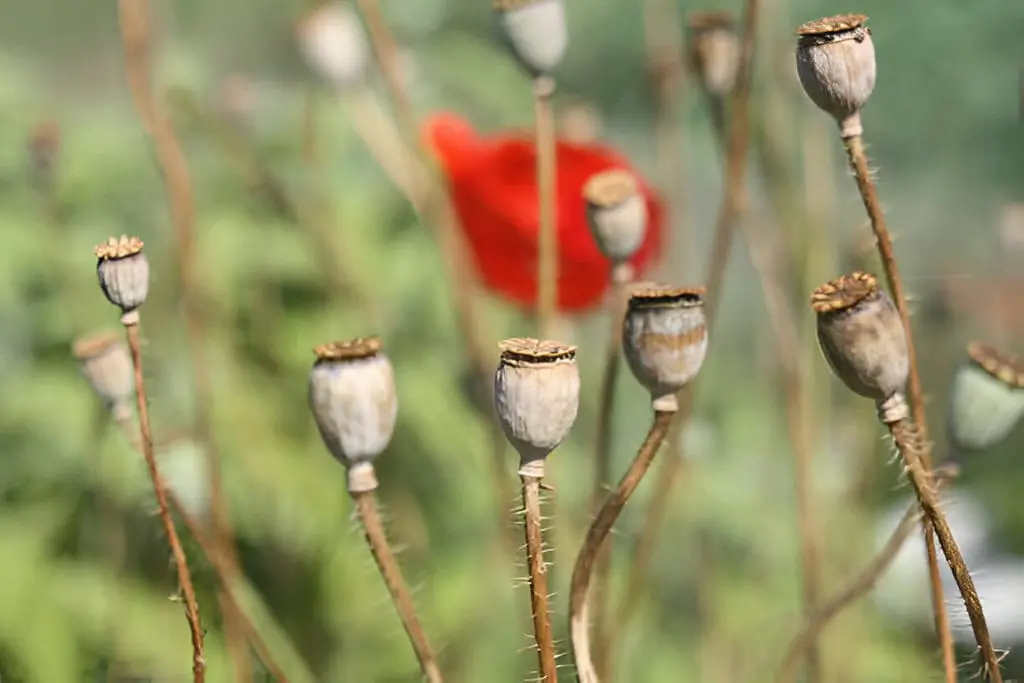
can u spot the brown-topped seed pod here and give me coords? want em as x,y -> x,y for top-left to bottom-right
72,331 -> 134,420
494,0 -> 567,78
811,272 -> 908,401
494,338 -> 580,478
583,169 -> 647,267
795,14 -> 876,138
947,342 -> 1024,452
95,235 -> 150,320
687,11 -> 740,98
622,285 -> 708,412
308,337 -> 397,493
296,2 -> 369,91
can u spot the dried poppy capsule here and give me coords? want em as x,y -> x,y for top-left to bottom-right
795,14 -> 876,138
72,331 -> 134,419
583,169 -> 648,269
494,0 -> 567,78
296,1 -> 369,91
308,337 -> 398,493
947,342 -> 1024,452
95,235 -> 150,322
687,11 -> 740,99
622,285 -> 708,412
811,272 -> 908,402
494,338 -> 580,478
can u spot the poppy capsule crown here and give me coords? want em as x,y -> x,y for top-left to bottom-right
494,0 -> 567,77
622,285 -> 708,412
795,13 -> 876,138
72,331 -> 134,420
296,2 -> 369,91
811,272 -> 908,402
947,342 -> 1024,452
308,337 -> 398,493
494,338 -> 580,478
583,169 -> 648,269
95,235 -> 150,322
687,11 -> 740,98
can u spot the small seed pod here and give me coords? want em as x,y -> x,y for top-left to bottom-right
72,331 -> 134,419
583,169 -> 647,268
95,235 -> 150,321
494,0 -> 567,78
622,285 -> 708,412
159,438 -> 211,523
494,338 -> 580,478
308,337 -> 397,493
296,2 -> 369,91
687,11 -> 740,99
795,14 -> 876,138
947,342 -> 1024,452
28,120 -> 60,192
811,272 -> 908,402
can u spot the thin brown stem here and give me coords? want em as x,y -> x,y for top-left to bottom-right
534,76 -> 558,338
570,409 -> 675,683
353,490 -> 443,683
843,132 -> 956,683
888,417 -> 1003,682
522,476 -> 558,682
123,320 -> 205,682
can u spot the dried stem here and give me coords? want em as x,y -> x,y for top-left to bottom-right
534,76 -> 558,338
570,409 -> 675,683
521,475 -> 559,682
843,131 -> 956,682
123,319 -> 205,682
353,490 -> 444,683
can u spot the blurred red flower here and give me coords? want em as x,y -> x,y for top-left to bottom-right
423,113 -> 664,312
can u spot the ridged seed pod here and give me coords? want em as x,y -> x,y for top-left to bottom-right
95,235 -> 150,320
811,272 -> 908,401
72,331 -> 134,419
622,285 -> 708,412
296,2 -> 369,91
308,337 -> 398,493
494,0 -> 567,78
494,338 -> 580,478
687,11 -> 740,99
795,14 -> 876,138
947,342 -> 1024,452
583,169 -> 648,268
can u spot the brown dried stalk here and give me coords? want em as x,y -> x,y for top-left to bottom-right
534,76 -> 558,338
570,410 -> 675,683
353,490 -> 444,683
522,475 -> 558,682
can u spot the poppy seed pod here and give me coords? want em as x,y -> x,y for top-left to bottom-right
494,338 -> 580,478
296,2 -> 369,91
72,331 -> 134,420
687,11 -> 740,99
947,342 -> 1024,452
583,169 -> 648,267
811,272 -> 908,402
308,337 -> 397,493
494,0 -> 567,78
95,235 -> 150,322
622,285 -> 708,412
795,14 -> 876,138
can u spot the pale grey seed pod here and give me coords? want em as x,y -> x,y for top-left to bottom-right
494,0 -> 567,78
308,337 -> 397,493
811,272 -> 908,402
72,331 -> 134,420
494,338 -> 580,478
296,2 -> 369,91
687,11 -> 740,99
795,14 -> 876,138
159,438 -> 211,523
947,342 -> 1024,452
583,169 -> 647,265
622,285 -> 708,412
95,235 -> 150,319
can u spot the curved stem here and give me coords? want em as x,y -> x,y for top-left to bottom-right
353,490 -> 443,683
843,132 -> 957,683
570,410 -> 675,683
521,476 -> 558,682
124,320 -> 205,682
534,76 -> 558,338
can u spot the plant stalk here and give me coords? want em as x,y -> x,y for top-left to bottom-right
534,75 -> 558,338
521,475 -> 559,682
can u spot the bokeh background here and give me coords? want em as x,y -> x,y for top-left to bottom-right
1,0 -> 1022,681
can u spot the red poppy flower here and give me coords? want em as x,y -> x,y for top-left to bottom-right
422,113 -> 664,313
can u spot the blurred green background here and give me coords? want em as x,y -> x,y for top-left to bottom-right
1,0 -> 1022,681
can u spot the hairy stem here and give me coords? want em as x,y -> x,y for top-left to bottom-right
353,490 -> 443,683
534,76 -> 558,338
123,320 -> 205,682
521,476 -> 558,682
570,410 -> 675,683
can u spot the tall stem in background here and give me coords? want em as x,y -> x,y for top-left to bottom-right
534,76 -> 558,338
